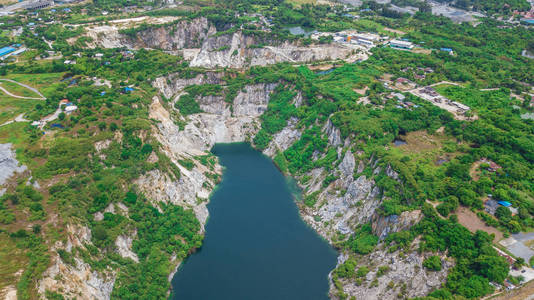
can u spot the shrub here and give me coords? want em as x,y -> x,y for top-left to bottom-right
423,255 -> 442,271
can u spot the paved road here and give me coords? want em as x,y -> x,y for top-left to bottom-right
500,232 -> 534,263
0,0 -> 27,13
0,79 -> 46,99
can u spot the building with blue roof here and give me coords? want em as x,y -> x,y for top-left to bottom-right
0,46 -> 16,58
498,201 -> 512,207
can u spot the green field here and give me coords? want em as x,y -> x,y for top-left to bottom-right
0,233 -> 29,292
2,73 -> 64,98
0,95 -> 39,124
0,81 -> 41,98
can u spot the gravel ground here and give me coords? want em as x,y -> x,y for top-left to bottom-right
0,143 -> 27,186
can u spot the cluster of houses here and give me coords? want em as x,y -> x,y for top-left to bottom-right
410,86 -> 471,118
59,98 -> 78,112
388,92 -> 419,110
401,66 -> 435,80
485,198 -> 518,216
311,31 -> 384,49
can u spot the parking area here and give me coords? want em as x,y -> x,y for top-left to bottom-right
500,232 -> 534,264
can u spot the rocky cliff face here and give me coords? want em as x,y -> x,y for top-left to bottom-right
84,17 -> 364,68
38,224 -> 115,300
189,31 -> 356,68
334,240 -> 453,300
131,17 -> 215,50
148,72 -> 448,300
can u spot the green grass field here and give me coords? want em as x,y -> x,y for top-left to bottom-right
2,73 -> 64,98
0,94 -> 39,125
0,233 -> 29,292
0,81 -> 41,98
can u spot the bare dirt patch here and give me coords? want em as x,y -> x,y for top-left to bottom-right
457,206 -> 503,241
353,86 -> 368,95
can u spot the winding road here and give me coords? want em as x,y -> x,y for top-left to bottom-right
0,78 -> 46,100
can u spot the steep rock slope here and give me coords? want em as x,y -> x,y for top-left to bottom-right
190,31 -> 357,68
84,17 -> 364,68
150,72 -> 451,300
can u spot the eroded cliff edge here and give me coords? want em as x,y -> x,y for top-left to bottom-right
145,70 -> 452,300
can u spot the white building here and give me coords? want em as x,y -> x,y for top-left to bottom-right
65,105 -> 78,112
390,39 -> 414,50
355,33 -> 380,42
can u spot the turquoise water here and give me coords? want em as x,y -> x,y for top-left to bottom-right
171,143 -> 337,300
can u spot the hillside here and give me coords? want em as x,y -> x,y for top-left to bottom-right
0,0 -> 533,299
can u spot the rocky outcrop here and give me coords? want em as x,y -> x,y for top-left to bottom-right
38,224 -> 115,300
85,17 -> 213,50
136,167 -> 213,229
372,210 -> 422,240
86,16 -> 366,68
152,72 -> 225,100
190,31 -> 355,68
233,83 -> 277,117
333,242 -> 453,300
115,231 -> 139,263
0,143 -> 27,186
132,17 -> 214,50
263,117 -> 302,157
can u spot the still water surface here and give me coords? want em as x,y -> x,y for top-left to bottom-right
172,143 -> 337,300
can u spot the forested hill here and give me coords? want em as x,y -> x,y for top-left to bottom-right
0,0 -> 533,299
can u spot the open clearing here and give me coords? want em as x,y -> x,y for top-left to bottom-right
0,96 -> 39,124
457,206 -> 503,241
0,233 -> 28,294
394,130 -> 446,154
0,80 -> 42,99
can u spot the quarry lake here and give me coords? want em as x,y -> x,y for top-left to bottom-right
171,143 -> 337,300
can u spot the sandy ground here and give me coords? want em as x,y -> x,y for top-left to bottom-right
457,206 -> 503,241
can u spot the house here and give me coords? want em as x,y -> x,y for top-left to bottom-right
396,77 -> 411,85
0,46 -> 16,58
390,39 -> 414,50
65,105 -> 78,112
440,48 -> 454,55
498,201 -> 512,207
59,99 -> 69,105
95,53 -> 104,58
392,93 -> 405,101
484,199 -> 499,215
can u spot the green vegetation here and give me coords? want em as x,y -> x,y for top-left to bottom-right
175,94 -> 203,115
1,0 -> 533,298
423,255 -> 442,271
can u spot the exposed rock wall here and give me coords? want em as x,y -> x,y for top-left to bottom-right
132,17 -> 214,50
84,17 -> 362,69
190,31 -> 355,68
334,242 -> 453,299
38,224 -> 115,300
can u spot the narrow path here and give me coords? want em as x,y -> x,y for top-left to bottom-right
0,113 -> 29,127
0,79 -> 46,100
428,81 -> 463,87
